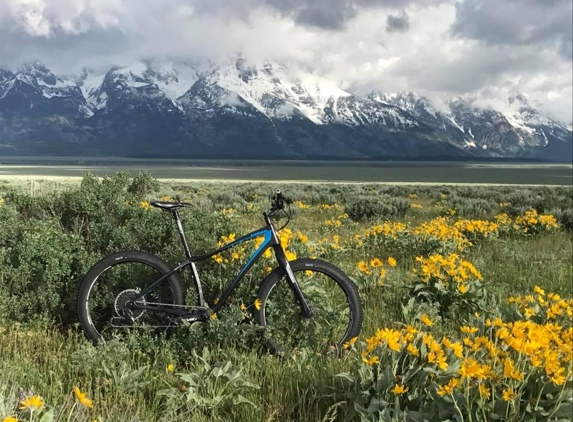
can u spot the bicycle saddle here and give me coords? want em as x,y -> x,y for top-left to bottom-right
150,201 -> 193,210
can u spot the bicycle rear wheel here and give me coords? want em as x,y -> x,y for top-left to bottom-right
255,258 -> 362,356
77,251 -> 184,344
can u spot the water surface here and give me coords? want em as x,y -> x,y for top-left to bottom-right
0,157 -> 571,185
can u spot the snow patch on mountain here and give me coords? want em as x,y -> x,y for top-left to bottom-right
201,61 -> 351,124
504,112 -> 536,135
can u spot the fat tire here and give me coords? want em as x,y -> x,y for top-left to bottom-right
77,250 -> 185,345
254,258 -> 363,355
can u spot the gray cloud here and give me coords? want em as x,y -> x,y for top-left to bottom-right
295,2 -> 357,30
451,0 -> 572,58
391,45 -> 555,93
386,12 -> 409,33
264,0 -> 448,30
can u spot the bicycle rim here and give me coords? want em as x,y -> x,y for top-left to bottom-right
261,268 -> 353,356
85,261 -> 179,340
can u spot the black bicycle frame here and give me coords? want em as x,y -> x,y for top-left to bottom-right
127,210 -> 312,318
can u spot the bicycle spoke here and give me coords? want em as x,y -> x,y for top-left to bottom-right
263,269 -> 351,355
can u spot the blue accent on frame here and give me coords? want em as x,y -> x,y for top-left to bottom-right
235,229 -> 273,279
225,228 -> 271,249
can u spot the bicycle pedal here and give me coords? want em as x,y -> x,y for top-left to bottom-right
110,316 -> 132,327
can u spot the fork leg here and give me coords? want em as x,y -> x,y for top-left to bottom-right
273,246 -> 313,318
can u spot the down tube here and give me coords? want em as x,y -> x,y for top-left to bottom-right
212,229 -> 273,313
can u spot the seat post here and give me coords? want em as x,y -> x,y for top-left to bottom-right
171,210 -> 192,259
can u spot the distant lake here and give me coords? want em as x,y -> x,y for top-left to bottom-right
0,156 -> 571,185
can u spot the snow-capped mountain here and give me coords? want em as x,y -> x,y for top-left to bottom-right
372,91 -> 572,159
0,59 -> 570,160
0,61 -> 90,117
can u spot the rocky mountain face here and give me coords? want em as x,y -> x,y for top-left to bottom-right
0,60 -> 571,160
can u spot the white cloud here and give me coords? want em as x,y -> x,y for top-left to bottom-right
0,0 -> 571,123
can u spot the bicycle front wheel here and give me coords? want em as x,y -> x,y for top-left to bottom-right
255,258 -> 363,356
77,251 -> 185,344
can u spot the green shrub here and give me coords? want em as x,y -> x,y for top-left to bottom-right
549,208 -> 573,231
159,348 -> 259,416
127,171 -> 160,196
345,195 -> 410,221
445,197 -> 497,219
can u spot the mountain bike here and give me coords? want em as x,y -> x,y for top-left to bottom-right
76,191 -> 363,355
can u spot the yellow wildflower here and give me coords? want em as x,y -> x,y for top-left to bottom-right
421,314 -> 434,327
370,258 -> 383,268
534,286 -> 545,296
139,201 -> 150,211
460,326 -> 478,334
343,337 -> 358,350
435,353 -> 448,371
166,364 -> 175,373
407,343 -> 420,357
2,417 -> 18,422
458,284 -> 468,294
502,388 -> 517,402
437,378 -> 461,396
358,261 -> 370,274
254,298 -> 262,311
478,383 -> 490,399
285,250 -> 297,261
458,358 -> 484,379
239,303 -> 246,311
387,257 -> 397,267
210,313 -> 217,320
442,338 -> 464,359
74,387 -> 93,409
363,356 -> 380,366
550,367 -> 567,385
391,384 -> 409,395
406,325 -> 418,335
19,395 -> 44,411
503,358 -> 524,381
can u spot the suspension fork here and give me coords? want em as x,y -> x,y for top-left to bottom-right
264,211 -> 313,318
273,244 -> 313,318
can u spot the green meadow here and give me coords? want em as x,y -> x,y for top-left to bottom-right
0,173 -> 572,422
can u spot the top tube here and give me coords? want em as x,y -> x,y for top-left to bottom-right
188,226 -> 276,262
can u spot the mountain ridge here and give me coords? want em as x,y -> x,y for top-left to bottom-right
0,59 -> 571,161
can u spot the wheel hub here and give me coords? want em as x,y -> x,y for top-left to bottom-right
114,289 -> 146,320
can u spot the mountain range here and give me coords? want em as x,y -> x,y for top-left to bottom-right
0,59 -> 571,161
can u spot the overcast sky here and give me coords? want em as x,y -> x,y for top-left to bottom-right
1,0 -> 571,122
